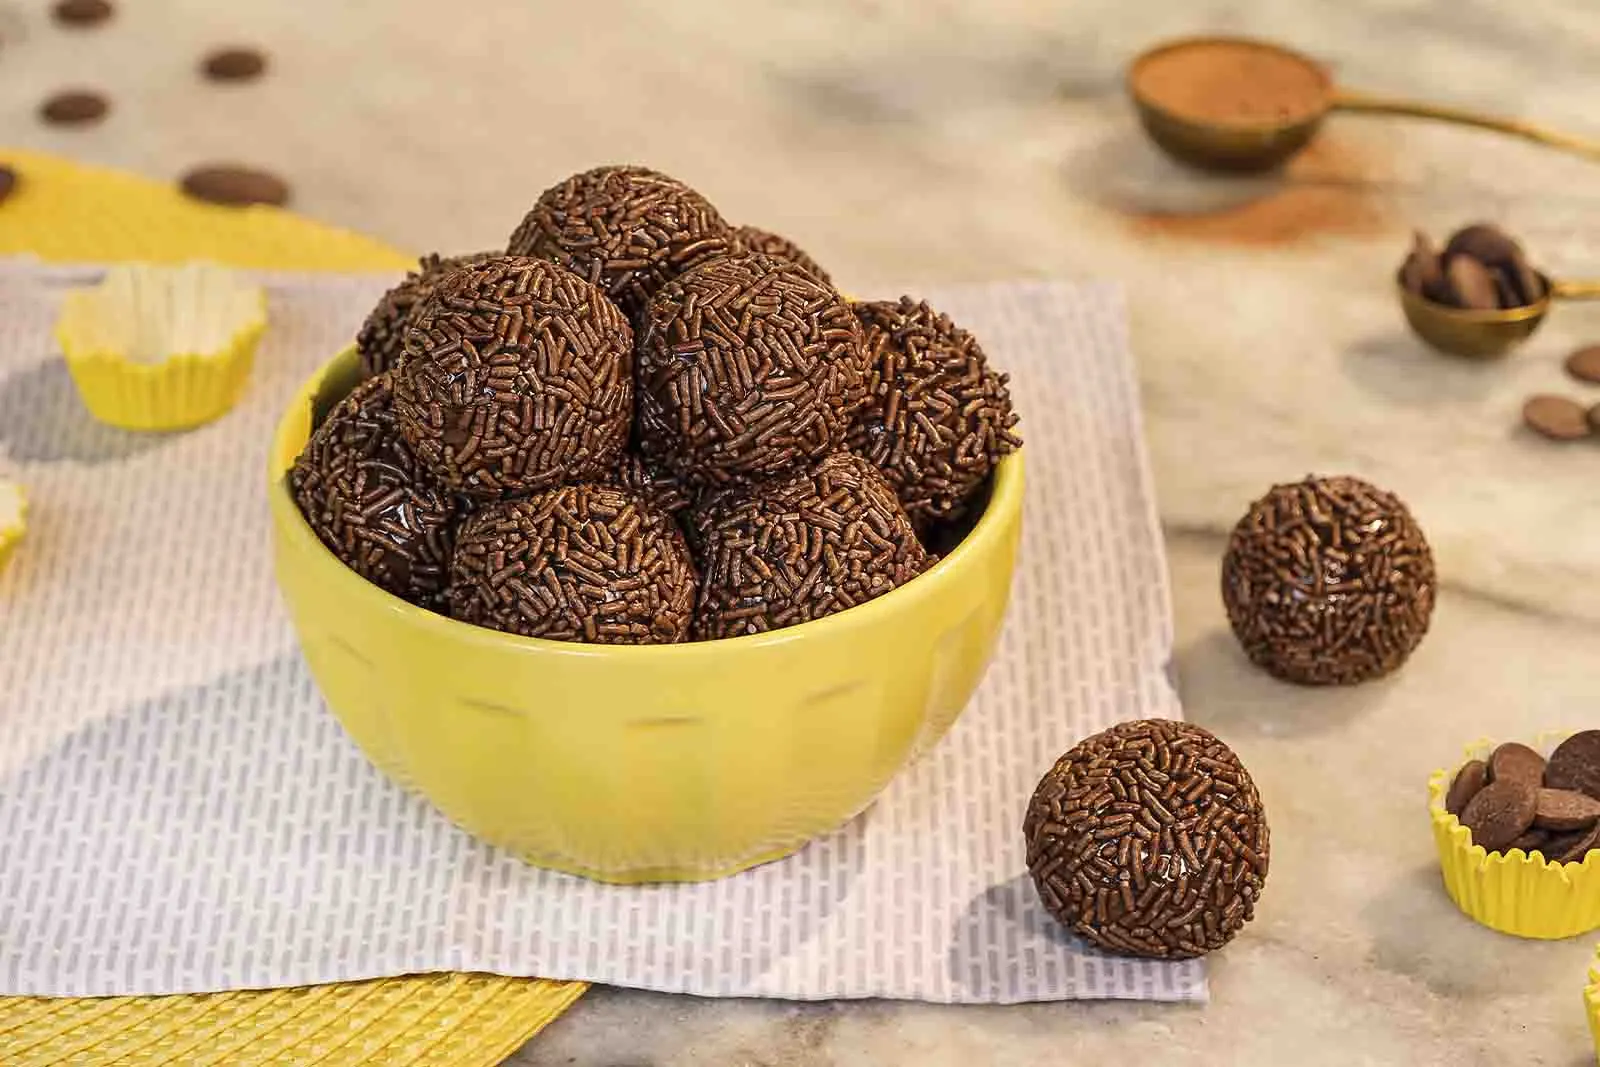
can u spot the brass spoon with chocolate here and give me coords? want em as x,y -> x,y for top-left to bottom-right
1128,36 -> 1600,173
1397,222 -> 1600,358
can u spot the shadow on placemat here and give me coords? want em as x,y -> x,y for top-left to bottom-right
0,359 -> 180,463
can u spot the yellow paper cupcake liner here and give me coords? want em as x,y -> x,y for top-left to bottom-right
1586,946 -> 1599,1060
0,481 -> 25,572
56,265 -> 268,432
1428,734 -> 1600,940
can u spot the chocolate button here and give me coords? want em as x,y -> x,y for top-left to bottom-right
1506,828 -> 1551,856
40,90 -> 109,126
1546,730 -> 1600,801
53,0 -> 112,26
1522,395 -> 1592,441
179,164 -> 290,207
1557,824 -> 1600,864
1459,779 -> 1538,851
1445,758 -> 1488,816
1565,345 -> 1600,384
1446,255 -> 1499,310
1533,787 -> 1600,831
201,47 -> 267,82
1489,742 -> 1546,786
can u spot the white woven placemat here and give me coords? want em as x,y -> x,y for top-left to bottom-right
0,266 -> 1198,1004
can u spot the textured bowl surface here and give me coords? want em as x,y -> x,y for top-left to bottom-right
269,346 -> 1024,883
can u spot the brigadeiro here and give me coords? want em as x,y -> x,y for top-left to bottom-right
393,256 -> 633,500
356,251 -> 497,378
449,484 -> 697,644
1221,475 -> 1436,686
637,252 -> 869,486
732,224 -> 832,286
1024,719 -> 1270,960
607,452 -> 693,518
506,165 -> 734,325
849,297 -> 1022,525
291,373 -> 458,608
694,452 -> 928,638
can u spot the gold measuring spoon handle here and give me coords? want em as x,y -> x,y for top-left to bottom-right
1550,279 -> 1600,301
1330,89 -> 1600,161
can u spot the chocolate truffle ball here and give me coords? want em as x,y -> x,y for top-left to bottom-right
291,373 -> 457,607
849,298 -> 1021,525
695,452 -> 928,638
393,256 -> 633,500
356,251 -> 497,378
449,484 -> 696,644
1024,719 -> 1270,960
1222,475 -> 1436,686
732,224 -> 832,286
637,252 -> 869,486
506,165 -> 734,325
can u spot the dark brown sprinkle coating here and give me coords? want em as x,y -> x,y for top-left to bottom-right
1023,718 -> 1270,960
732,224 -> 832,286
1488,742 -> 1545,786
0,165 -> 16,205
1444,759 -> 1488,817
179,164 -> 290,207
1221,475 -> 1436,686
1522,395 -> 1592,441
356,252 -> 499,379
694,452 -> 928,639
1565,345 -> 1600,385
448,485 -> 696,644
394,256 -> 633,500
1459,779 -> 1538,852
53,0 -> 112,25
636,252 -> 869,486
1546,730 -> 1600,801
40,90 -> 109,126
201,47 -> 268,82
1533,788 -> 1600,832
607,452 -> 693,517
507,165 -> 734,326
848,298 -> 1021,525
291,373 -> 457,608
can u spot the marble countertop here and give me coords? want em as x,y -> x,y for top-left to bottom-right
5,0 -> 1600,1062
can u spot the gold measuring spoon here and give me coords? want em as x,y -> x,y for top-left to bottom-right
1399,274 -> 1600,359
1128,36 -> 1600,173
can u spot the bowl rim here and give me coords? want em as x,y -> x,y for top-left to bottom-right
269,345 -> 1025,661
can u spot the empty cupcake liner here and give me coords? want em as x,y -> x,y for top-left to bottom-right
1428,733 -> 1600,940
55,262 -> 267,431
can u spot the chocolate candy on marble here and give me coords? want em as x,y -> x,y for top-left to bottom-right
1522,395 -> 1592,441
394,256 -> 633,499
448,484 -> 696,644
1222,475 -> 1436,686
1023,718 -> 1270,960
1446,739 -> 1600,863
356,251 -> 499,378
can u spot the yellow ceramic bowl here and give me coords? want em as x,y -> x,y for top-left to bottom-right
269,346 -> 1024,883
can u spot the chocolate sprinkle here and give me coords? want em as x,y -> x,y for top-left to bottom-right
507,165 -> 734,326
1222,475 -> 1436,686
732,224 -> 832,286
356,251 -> 498,379
694,452 -> 928,638
291,373 -> 458,608
394,256 -> 634,500
1023,719 -> 1270,960
849,297 -> 1022,525
449,484 -> 696,644
607,452 -> 694,517
636,252 -> 869,486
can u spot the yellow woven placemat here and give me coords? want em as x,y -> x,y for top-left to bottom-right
0,147 -> 587,1065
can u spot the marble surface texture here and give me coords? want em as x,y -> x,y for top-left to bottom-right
4,0 -> 1600,1062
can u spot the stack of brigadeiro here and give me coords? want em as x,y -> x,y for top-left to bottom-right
292,165 -> 1021,644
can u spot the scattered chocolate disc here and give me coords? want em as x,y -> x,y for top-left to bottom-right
1024,719 -> 1270,960
179,164 -> 290,207
52,0 -> 112,26
201,47 -> 268,82
1564,345 -> 1600,385
1459,779 -> 1538,852
0,164 -> 17,205
1488,741 -> 1546,786
39,90 -> 109,126
1545,730 -> 1600,801
1444,759 -> 1488,816
1533,788 -> 1600,832
1521,395 -> 1591,441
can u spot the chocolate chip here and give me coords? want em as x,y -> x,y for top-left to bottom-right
1445,759 -> 1489,816
1488,741 -> 1546,786
1459,779 -> 1538,851
1446,254 -> 1499,310
1565,345 -> 1600,385
1400,231 -> 1444,298
178,164 -> 290,207
1444,223 -> 1522,267
1522,395 -> 1592,441
1534,787 -> 1600,831
1556,824 -> 1600,864
0,164 -> 16,205
1505,249 -> 1545,307
1506,828 -> 1551,856
201,47 -> 267,82
39,90 -> 109,126
52,0 -> 112,26
1546,730 -> 1600,801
